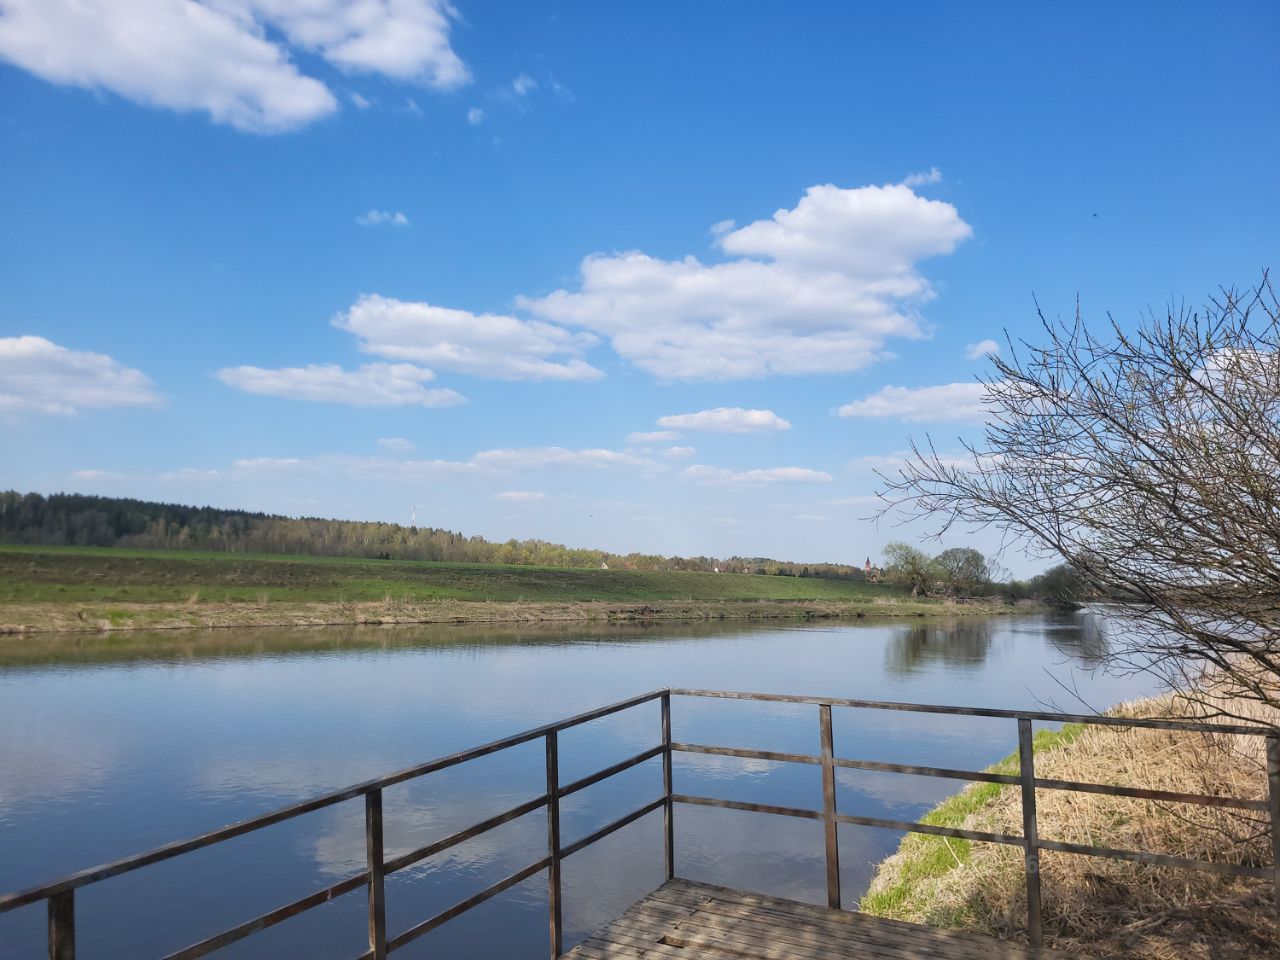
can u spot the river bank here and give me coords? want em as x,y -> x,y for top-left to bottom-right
0,595 -> 1019,635
861,692 -> 1277,959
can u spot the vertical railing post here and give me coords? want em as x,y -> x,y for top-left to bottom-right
661,691 -> 675,881
365,789 -> 387,960
545,731 -> 563,959
819,703 -> 841,910
47,891 -> 75,960
1018,718 -> 1043,949
1266,735 -> 1280,932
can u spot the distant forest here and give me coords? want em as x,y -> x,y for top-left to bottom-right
0,491 -> 872,580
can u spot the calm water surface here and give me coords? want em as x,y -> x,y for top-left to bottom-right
0,613 -> 1155,958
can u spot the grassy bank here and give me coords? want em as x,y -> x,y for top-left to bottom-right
861,695 -> 1277,958
0,544 -> 1011,633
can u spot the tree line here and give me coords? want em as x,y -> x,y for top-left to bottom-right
880,541 -> 1084,607
0,491 -> 875,579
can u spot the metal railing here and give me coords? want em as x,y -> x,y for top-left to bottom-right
0,690 -> 674,960
668,688 -> 1280,948
1,688 -> 1277,957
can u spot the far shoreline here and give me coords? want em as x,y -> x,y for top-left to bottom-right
0,596 -> 1038,637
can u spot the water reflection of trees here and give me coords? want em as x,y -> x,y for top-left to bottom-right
883,620 -> 996,675
884,613 -> 1113,676
1043,610 -> 1111,666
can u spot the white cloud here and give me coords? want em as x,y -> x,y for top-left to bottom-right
512,73 -> 537,96
520,183 -> 971,380
377,437 -> 414,451
348,91 -> 372,109
682,465 -> 833,486
71,469 -> 123,480
493,490 -> 547,502
217,362 -> 465,407
837,382 -> 990,423
0,0 -> 467,133
467,106 -> 485,124
661,446 -> 697,459
851,449 -> 989,472
657,407 -> 791,433
472,447 -> 651,470
965,339 -> 1000,359
548,77 -> 573,102
827,495 -> 881,507
334,294 -> 604,382
626,430 -> 680,444
902,167 -> 943,187
0,335 -> 161,416
165,447 -> 648,483
225,454 -> 476,480
356,209 -> 410,227
160,466 -> 223,481
234,456 -> 305,471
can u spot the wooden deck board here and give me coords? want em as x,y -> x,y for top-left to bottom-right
565,879 -> 1086,959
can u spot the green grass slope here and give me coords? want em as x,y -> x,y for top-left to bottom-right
0,543 -> 904,606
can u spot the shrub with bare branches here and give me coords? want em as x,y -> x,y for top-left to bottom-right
880,275 -> 1280,725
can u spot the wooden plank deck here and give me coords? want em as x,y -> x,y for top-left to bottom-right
566,879 -> 1086,959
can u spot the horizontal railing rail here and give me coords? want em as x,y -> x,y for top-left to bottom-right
3,686 -> 1276,957
668,688 -> 1280,947
0,689 -> 674,960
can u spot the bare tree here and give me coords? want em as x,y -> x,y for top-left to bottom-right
879,275 -> 1280,726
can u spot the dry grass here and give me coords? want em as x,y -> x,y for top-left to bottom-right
863,692 -> 1277,958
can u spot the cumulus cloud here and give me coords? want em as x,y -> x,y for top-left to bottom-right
520,183 -> 971,380
627,430 -> 680,444
0,335 -> 161,416
217,362 -> 464,407
837,382 -> 990,423
377,437 -> 414,451
0,0 -> 467,133
965,339 -> 1000,359
902,167 -> 943,187
357,209 -> 410,227
682,465 -> 832,486
493,490 -> 547,502
467,106 -> 485,124
512,73 -> 537,96
661,446 -> 697,459
334,294 -> 603,381
657,407 -> 790,433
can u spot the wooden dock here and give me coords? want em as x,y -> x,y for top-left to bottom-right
567,879 -> 1085,959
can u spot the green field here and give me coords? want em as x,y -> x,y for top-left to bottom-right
0,543 -> 902,606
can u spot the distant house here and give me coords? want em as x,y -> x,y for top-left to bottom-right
864,557 -> 882,583
600,561 -> 609,570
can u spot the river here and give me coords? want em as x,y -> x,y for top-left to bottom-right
0,612 -> 1156,958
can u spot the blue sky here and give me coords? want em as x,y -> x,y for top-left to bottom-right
2,1 -> 1278,573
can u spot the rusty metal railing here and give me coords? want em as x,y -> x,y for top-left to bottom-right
0,689 -> 674,960
2,688 -> 1276,957
669,688 -> 1280,948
